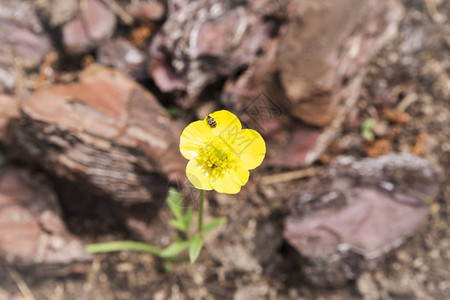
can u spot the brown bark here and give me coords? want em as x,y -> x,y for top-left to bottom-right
0,95 -> 19,143
15,64 -> 186,205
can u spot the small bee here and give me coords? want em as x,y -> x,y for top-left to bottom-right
207,115 -> 217,128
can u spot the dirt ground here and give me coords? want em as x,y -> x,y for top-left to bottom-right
0,0 -> 449,299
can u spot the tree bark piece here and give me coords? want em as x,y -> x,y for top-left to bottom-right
16,64 -> 185,205
0,95 -> 19,143
148,0 -> 291,105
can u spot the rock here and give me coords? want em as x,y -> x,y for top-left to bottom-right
0,0 -> 52,93
0,288 -> 21,300
0,66 -> 18,94
62,0 -> 117,54
16,64 -> 185,204
210,243 -> 262,273
223,0 -> 403,167
127,0 -> 165,22
97,38 -> 146,79
283,153 -> 440,286
265,68 -> 365,168
47,0 -> 79,26
277,0 -> 404,127
0,167 -> 91,275
234,283 -> 269,300
148,0 -> 290,105
230,67 -> 364,168
147,0 -> 403,168
357,273 -> 381,300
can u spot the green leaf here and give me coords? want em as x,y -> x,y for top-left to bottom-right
169,219 -> 187,232
189,235 -> 204,263
202,217 -> 227,233
167,187 -> 184,220
184,207 -> 193,229
159,240 -> 190,258
361,118 -> 375,141
85,241 -> 161,255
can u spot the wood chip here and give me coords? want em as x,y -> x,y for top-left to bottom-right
411,131 -> 427,156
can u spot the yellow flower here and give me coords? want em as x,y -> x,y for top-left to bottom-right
180,110 -> 266,194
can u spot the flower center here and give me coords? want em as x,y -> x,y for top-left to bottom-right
196,136 -> 238,179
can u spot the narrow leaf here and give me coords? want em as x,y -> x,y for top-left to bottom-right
159,240 -> 190,258
85,241 -> 162,255
169,219 -> 187,232
189,235 -> 204,263
202,217 -> 227,233
167,187 -> 183,220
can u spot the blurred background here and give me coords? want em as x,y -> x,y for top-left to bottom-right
0,0 -> 449,299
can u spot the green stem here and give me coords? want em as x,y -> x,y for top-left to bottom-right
197,190 -> 204,234
86,241 -> 162,255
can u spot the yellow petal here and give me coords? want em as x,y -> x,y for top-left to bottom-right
207,110 -> 242,137
231,165 -> 250,186
180,120 -> 213,160
236,129 -> 266,169
186,159 -> 213,190
210,166 -> 249,194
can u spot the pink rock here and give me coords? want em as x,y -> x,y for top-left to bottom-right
127,1 -> 165,22
285,188 -> 428,257
151,61 -> 186,92
278,0 -> 404,126
62,0 -> 117,54
0,167 -> 92,274
97,38 -> 146,79
283,153 -> 440,286
0,1 -> 51,92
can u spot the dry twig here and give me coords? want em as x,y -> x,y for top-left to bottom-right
102,0 -> 134,25
4,264 -> 36,300
260,167 -> 321,185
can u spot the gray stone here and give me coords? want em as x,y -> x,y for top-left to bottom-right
97,38 -> 146,79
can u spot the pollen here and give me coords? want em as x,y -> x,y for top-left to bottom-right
196,137 -> 238,179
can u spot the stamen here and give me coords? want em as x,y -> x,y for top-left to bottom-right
196,136 -> 238,178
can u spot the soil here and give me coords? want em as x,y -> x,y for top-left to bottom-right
0,0 -> 449,299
